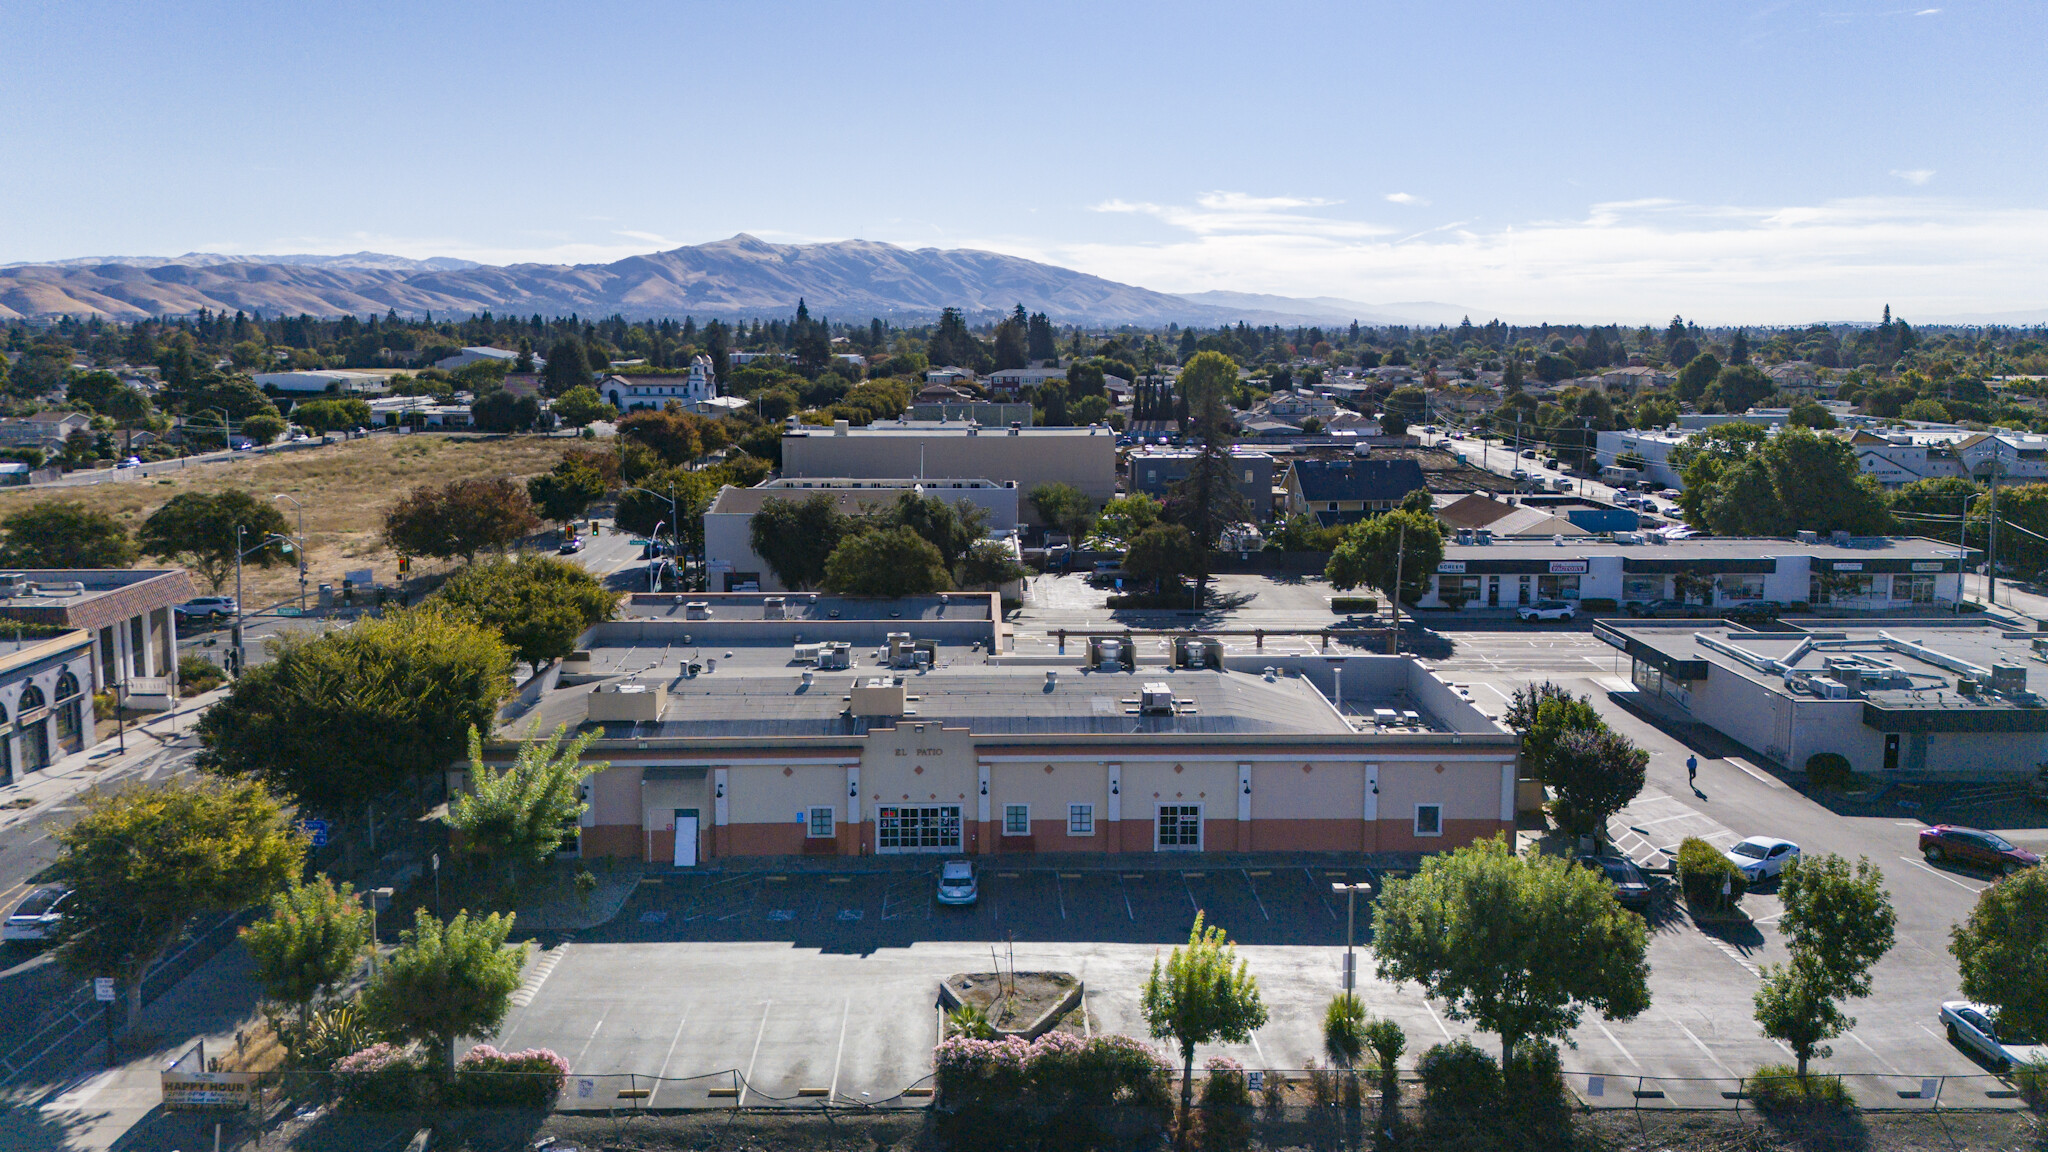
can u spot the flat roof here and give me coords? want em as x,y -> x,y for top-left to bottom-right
1444,535 -> 1961,562
1600,618 -> 2048,731
785,424 -> 1113,437
0,569 -> 197,629
616,593 -> 992,622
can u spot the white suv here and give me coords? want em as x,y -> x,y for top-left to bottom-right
174,596 -> 237,621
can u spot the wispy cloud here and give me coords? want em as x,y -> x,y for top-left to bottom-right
1090,190 -> 1386,241
1044,193 -> 2048,322
1384,193 -> 1428,207
1916,8 -> 1942,15
1891,168 -> 1935,185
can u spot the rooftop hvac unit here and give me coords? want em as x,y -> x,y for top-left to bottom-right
1810,677 -> 1851,699
763,596 -> 787,620
1797,530 -> 1819,544
1139,682 -> 1175,715
1957,677 -> 1979,696
1455,528 -> 1474,544
1992,665 -> 2028,694
0,573 -> 24,596
817,642 -> 852,670
1830,530 -> 1852,545
684,601 -> 711,620
793,642 -> 826,663
1475,529 -> 1493,545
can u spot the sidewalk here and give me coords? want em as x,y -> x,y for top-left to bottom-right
0,940 -> 264,1151
0,689 -> 227,835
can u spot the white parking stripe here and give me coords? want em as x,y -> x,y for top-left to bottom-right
1669,1017 -> 1733,1075
1596,1021 -> 1641,1069
1900,856 -> 1985,892
739,1001 -> 771,1106
651,1008 -> 689,1105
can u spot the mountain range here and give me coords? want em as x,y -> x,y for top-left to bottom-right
0,235 -> 1473,327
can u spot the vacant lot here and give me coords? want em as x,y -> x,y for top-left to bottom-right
0,434 -> 571,601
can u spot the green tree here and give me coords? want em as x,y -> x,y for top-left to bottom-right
1167,351 -> 1245,608
881,492 -> 988,572
1546,727 -> 1648,838
957,539 -> 1027,589
823,526 -> 952,596
50,778 -> 304,1024
750,493 -> 855,590
242,413 -> 287,445
1363,1018 -> 1406,1111
1674,353 -> 1721,402
362,908 -> 526,1074
471,390 -> 546,433
1122,523 -> 1199,594
551,386 -> 617,429
196,607 -> 514,816
1324,509 -> 1444,607
239,875 -> 372,1060
67,371 -> 152,425
448,724 -> 604,888
1028,482 -> 1096,541
1372,836 -> 1650,1062
291,397 -> 373,434
614,463 -> 727,562
1756,855 -> 1896,1077
138,489 -> 293,593
0,502 -> 136,568
541,338 -> 591,396
1951,867 -> 2048,1050
1787,400 -> 1836,429
432,554 -> 619,671
526,457 -> 612,528
1089,494 -> 1163,549
384,477 -> 542,564
1142,913 -> 1269,1119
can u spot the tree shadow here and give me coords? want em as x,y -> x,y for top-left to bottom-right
0,1088 -> 103,1152
1750,1104 -> 1873,1152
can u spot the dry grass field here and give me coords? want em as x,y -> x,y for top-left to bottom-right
0,434 -> 575,603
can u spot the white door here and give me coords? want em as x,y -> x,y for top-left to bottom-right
674,812 -> 699,867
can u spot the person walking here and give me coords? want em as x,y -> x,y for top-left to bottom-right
1686,755 -> 1699,788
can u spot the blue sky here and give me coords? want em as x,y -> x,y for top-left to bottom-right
2,0 -> 2043,323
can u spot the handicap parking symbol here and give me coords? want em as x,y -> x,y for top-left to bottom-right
638,910 -> 669,924
837,908 -> 864,921
577,1078 -> 595,1099
768,909 -> 795,921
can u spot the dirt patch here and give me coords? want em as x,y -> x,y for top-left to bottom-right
0,434 -> 571,602
943,971 -> 1083,1036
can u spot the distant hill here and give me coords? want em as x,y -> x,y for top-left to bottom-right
1172,290 -> 1482,327
0,235 -> 1444,326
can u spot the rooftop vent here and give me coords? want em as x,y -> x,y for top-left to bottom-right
1797,530 -> 1819,544
850,677 -> 907,718
1992,665 -> 2028,695
587,680 -> 667,724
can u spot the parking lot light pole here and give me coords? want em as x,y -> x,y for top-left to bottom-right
272,494 -> 309,612
1332,882 -> 1371,993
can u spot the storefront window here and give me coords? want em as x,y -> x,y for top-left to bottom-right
1901,574 -> 1936,602
1537,574 -> 1581,600
1720,574 -> 1765,601
1623,576 -> 1663,602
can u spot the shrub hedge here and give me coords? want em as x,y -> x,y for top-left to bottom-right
1677,835 -> 1747,911
1746,1064 -> 1850,1112
935,1033 -> 1173,1150
333,1043 -> 570,1111
1805,752 -> 1855,790
1330,596 -> 1378,614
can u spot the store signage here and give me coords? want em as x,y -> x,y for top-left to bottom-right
1436,561 -> 1467,574
1548,561 -> 1588,574
1832,562 -> 1863,572
1911,561 -> 1943,572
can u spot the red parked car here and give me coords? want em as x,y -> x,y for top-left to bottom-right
1919,825 -> 2040,875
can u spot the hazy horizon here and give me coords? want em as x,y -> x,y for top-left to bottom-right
3,1 -> 2044,325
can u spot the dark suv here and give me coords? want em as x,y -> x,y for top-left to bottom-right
1625,599 -> 1696,618
1574,855 -> 1653,911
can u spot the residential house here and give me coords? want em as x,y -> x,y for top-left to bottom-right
1127,448 -> 1275,516
0,412 -> 92,454
1283,458 -> 1430,526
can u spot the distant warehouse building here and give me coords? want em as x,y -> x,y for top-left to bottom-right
781,421 -> 1118,513
1419,535 -> 1964,612
459,594 -> 1519,865
1599,618 -> 2048,781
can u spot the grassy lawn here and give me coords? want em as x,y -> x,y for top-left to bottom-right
0,434 -> 574,603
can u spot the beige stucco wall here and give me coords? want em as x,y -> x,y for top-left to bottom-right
1249,759 -> 1367,820
783,431 -> 1117,506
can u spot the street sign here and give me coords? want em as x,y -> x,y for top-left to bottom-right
276,606 -> 303,617
629,539 -> 650,547
299,819 -> 330,847
94,977 -> 116,1002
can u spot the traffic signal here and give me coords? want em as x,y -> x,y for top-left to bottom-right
398,555 -> 411,574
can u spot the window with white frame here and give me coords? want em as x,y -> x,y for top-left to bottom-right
1004,804 -> 1030,836
1414,804 -> 1443,837
807,806 -> 835,838
1068,804 -> 1094,836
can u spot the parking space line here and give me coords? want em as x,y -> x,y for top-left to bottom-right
739,1002 -> 771,1107
571,1006 -> 610,1073
1422,1000 -> 1453,1042
1595,1021 -> 1640,1070
1307,867 -> 1339,920
1669,1017 -> 1733,1076
1240,869 -> 1270,921
651,1009 -> 689,1106
829,999 -> 850,1101
1181,872 -> 1198,912
1055,872 -> 1066,920
1845,1032 -> 1902,1075
1900,855 -> 1985,892
1120,873 -> 1134,920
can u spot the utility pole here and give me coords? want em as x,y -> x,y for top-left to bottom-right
1956,493 -> 1970,616
1986,458 -> 2003,607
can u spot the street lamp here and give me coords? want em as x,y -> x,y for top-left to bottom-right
1332,881 -> 1372,994
232,527 -> 295,675
626,483 -> 682,589
272,494 -> 309,612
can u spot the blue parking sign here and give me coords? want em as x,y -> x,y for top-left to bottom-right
299,819 -> 330,847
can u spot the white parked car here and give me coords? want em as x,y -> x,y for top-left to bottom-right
174,596 -> 238,621
936,859 -> 978,906
1941,1001 -> 2048,1070
1517,600 -> 1576,622
1724,837 -> 1800,882
4,887 -> 71,942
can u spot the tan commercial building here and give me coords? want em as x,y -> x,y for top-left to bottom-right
464,594 -> 1520,866
781,421 -> 1118,513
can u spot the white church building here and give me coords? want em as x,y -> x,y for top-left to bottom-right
603,355 -> 733,414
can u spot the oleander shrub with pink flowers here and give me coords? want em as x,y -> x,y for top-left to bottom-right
454,1044 -> 571,1108
333,1043 -> 432,1111
935,1033 -> 1171,1150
